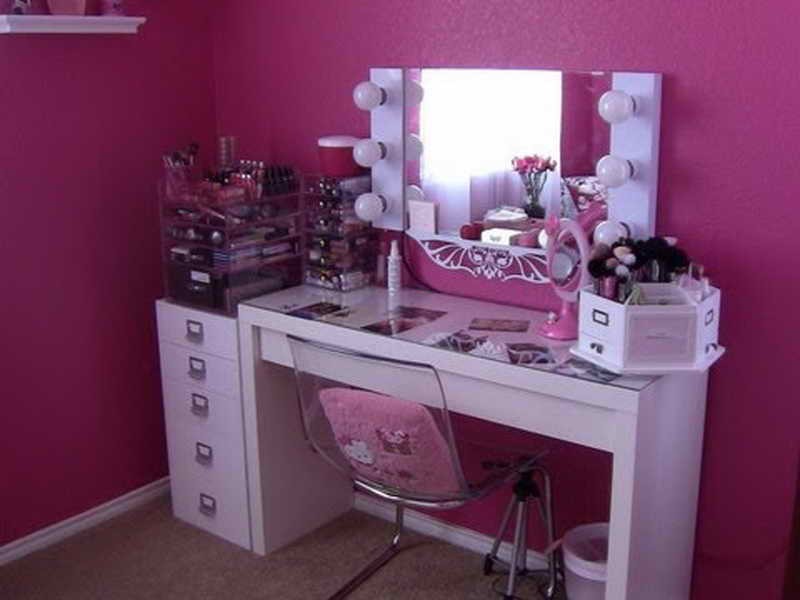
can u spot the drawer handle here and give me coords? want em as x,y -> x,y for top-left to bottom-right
188,357 -> 206,381
592,309 -> 609,326
195,442 -> 213,466
190,393 -> 210,417
198,493 -> 217,516
590,342 -> 604,355
186,320 -> 204,343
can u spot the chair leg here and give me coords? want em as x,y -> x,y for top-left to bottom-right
328,504 -> 405,600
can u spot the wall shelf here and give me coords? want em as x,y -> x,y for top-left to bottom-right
0,15 -> 146,35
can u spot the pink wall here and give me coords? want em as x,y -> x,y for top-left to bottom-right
211,1 -> 800,597
0,0 -> 216,544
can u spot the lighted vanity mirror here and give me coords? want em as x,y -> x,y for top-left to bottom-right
406,68 -> 613,248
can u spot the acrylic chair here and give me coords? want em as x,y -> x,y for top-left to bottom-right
287,335 -> 559,600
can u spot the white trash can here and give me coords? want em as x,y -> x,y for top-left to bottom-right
563,522 -> 609,600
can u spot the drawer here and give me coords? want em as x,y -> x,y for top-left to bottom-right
170,469 -> 250,549
156,300 -> 239,360
162,380 -> 243,438
164,416 -> 247,492
159,342 -> 239,396
577,331 -> 624,367
625,311 -> 696,366
578,296 -> 626,344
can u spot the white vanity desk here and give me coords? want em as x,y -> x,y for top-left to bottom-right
238,284 -> 708,600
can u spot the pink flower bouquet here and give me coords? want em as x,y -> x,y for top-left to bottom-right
512,154 -> 557,218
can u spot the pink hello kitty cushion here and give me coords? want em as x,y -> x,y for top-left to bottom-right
318,387 -> 464,497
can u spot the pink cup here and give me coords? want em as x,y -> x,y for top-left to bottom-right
318,136 -> 363,178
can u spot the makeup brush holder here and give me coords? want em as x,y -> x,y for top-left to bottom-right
572,283 -> 723,374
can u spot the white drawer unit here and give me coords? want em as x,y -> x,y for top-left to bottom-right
162,380 -> 243,438
164,420 -> 247,491
157,301 -> 240,359
169,469 -> 250,548
156,300 -> 250,550
159,342 -> 239,396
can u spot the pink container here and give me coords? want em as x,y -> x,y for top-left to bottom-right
47,0 -> 87,14
318,136 -> 362,178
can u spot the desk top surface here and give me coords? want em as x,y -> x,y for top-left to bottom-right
244,285 -> 657,392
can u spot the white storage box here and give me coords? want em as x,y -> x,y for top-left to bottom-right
572,283 -> 724,375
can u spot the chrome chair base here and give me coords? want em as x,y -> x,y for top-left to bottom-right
328,504 -> 405,600
483,466 -> 560,599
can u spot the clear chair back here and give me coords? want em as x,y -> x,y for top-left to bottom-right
288,335 -> 471,503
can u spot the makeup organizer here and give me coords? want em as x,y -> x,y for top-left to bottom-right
574,282 -> 722,374
160,158 -> 304,315
303,174 -> 377,291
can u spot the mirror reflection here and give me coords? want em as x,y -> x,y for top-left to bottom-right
408,68 -> 612,248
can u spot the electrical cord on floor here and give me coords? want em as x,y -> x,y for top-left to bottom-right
489,568 -> 561,600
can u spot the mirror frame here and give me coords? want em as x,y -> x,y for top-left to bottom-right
359,67 -> 662,284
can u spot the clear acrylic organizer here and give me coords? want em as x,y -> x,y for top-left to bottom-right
160,163 -> 304,314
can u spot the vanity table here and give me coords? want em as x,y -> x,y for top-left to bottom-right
238,284 -> 709,600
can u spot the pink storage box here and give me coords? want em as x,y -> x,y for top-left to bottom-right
318,136 -> 363,178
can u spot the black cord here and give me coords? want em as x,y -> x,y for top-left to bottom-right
489,568 -> 559,600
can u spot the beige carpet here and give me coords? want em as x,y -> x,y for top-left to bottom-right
1,497 -> 557,600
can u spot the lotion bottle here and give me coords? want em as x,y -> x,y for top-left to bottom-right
387,240 -> 402,294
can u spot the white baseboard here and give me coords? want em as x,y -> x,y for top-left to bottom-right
0,476 -> 171,566
354,492 -> 547,570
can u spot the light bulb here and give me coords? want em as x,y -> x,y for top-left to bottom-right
593,220 -> 629,246
538,229 -> 549,249
406,134 -> 423,161
598,90 -> 636,124
405,79 -> 424,106
354,193 -> 387,222
353,139 -> 387,167
406,185 -> 425,203
596,155 -> 634,188
353,81 -> 386,111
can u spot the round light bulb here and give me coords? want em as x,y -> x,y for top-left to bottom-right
598,90 -> 636,124
593,220 -> 629,246
353,139 -> 387,167
406,134 -> 424,161
538,229 -> 549,249
353,81 -> 386,111
406,184 -> 425,203
596,155 -> 634,188
354,193 -> 387,222
405,79 -> 424,106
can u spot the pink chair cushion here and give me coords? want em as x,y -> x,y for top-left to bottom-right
319,387 -> 464,497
